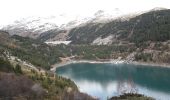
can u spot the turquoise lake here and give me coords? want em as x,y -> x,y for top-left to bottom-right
56,63 -> 170,100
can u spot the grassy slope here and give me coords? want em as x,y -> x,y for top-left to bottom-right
0,57 -> 97,100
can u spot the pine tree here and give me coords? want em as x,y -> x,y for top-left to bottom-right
15,64 -> 22,74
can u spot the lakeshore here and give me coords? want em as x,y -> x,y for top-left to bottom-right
56,60 -> 170,100
50,59 -> 170,72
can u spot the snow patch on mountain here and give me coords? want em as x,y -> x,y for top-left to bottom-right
45,41 -> 71,45
2,17 -> 59,38
92,35 -> 114,45
1,8 -> 162,39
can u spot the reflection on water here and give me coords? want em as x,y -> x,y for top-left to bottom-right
56,63 -> 170,100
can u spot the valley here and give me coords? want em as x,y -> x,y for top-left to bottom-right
0,8 -> 170,100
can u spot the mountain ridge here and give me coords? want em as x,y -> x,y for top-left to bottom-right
1,9 -> 148,39
67,8 -> 170,44
1,8 -> 170,45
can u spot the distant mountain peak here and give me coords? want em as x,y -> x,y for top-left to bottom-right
1,7 -> 168,39
2,17 -> 59,38
94,10 -> 105,17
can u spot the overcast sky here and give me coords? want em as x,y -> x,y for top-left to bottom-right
0,0 -> 170,25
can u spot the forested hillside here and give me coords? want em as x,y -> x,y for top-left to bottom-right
0,9 -> 169,100
1,30 -> 170,70
68,9 -> 170,44
0,31 -> 63,69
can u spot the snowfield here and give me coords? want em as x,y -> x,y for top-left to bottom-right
45,41 -> 71,45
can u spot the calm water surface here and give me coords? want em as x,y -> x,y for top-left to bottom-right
56,63 -> 170,100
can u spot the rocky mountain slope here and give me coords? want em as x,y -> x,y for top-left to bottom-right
1,8 -> 170,45
2,17 -> 59,38
24,8 -> 170,45
67,9 -> 170,44
1,9 -> 139,41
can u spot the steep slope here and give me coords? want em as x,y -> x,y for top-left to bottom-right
0,30 -> 12,45
0,31 -> 64,69
68,9 -> 170,44
0,15 -> 93,39
2,17 -> 59,38
0,54 -> 95,100
1,10 -> 133,40
37,29 -> 69,42
2,8 -> 170,44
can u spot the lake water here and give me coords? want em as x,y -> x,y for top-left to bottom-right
56,63 -> 170,100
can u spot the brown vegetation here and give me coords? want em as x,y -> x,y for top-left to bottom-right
0,72 -> 46,100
